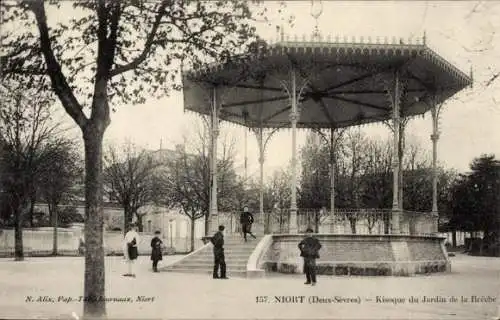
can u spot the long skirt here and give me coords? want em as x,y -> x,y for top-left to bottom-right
127,245 -> 138,260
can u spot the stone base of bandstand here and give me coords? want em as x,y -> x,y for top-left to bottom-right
251,234 -> 450,277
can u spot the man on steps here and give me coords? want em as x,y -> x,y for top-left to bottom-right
211,225 -> 228,279
240,206 -> 257,242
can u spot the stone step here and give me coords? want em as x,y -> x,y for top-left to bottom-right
185,256 -> 249,262
175,262 -> 247,268
161,268 -> 247,277
178,260 -> 247,268
165,234 -> 262,274
187,254 -> 252,260
189,250 -> 255,257
224,238 -> 263,243
166,264 -> 247,271
170,262 -> 247,268
196,246 -> 257,252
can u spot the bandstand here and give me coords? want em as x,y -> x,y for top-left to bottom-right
181,33 -> 472,276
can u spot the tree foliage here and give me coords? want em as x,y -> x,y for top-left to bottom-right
103,142 -> 161,233
0,84 -> 61,259
299,127 -> 453,213
160,126 -> 243,250
38,138 -> 82,208
448,154 -> 499,234
1,1 -> 286,316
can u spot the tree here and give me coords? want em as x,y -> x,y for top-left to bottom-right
446,155 -> 500,255
339,128 -> 367,233
164,149 -> 206,252
162,130 -> 243,251
37,138 -> 82,255
103,143 -> 160,233
1,1 -> 283,316
0,83 -> 58,260
266,168 -> 292,232
299,132 -> 330,209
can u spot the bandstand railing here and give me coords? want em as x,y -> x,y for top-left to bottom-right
210,208 -> 438,237
270,208 -> 438,236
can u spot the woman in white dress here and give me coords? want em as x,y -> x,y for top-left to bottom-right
123,223 -> 140,277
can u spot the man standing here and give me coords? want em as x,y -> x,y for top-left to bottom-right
298,228 -> 322,286
211,225 -> 228,279
240,206 -> 256,242
123,223 -> 140,278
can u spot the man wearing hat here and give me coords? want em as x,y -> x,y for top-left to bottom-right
298,228 -> 322,285
123,223 -> 140,277
211,225 -> 228,279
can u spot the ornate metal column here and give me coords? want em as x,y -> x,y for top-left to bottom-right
430,95 -> 441,234
257,127 -> 265,230
253,126 -> 281,234
244,128 -> 248,184
289,68 -> 299,234
391,70 -> 401,234
209,86 -> 220,233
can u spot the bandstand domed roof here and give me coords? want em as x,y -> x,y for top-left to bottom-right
182,37 -> 472,129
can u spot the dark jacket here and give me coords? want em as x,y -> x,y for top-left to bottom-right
298,236 -> 322,259
150,236 -> 163,261
240,212 -> 254,225
211,231 -> 224,252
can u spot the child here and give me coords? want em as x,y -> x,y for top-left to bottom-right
298,228 -> 322,286
150,231 -> 163,272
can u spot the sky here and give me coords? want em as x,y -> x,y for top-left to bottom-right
50,1 -> 500,180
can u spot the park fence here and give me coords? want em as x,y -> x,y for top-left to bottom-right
0,227 -> 204,257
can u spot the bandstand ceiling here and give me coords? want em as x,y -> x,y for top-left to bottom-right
183,40 -> 472,129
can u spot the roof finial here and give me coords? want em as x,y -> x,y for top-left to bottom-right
423,30 -> 427,45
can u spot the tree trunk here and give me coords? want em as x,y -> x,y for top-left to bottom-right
123,206 -> 130,236
82,126 -> 106,318
384,209 -> 391,235
29,194 -> 35,227
135,213 -> 143,232
190,217 -> 195,252
204,212 -> 209,236
349,217 -> 357,234
452,230 -> 457,248
314,210 -> 319,233
52,206 -> 58,256
14,202 -> 24,261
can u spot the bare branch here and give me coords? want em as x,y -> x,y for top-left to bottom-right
485,72 -> 499,87
109,0 -> 168,77
29,0 -> 87,128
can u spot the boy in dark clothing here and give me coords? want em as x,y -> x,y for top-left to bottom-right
150,231 -> 163,272
298,228 -> 322,286
211,225 -> 228,279
240,206 -> 256,242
